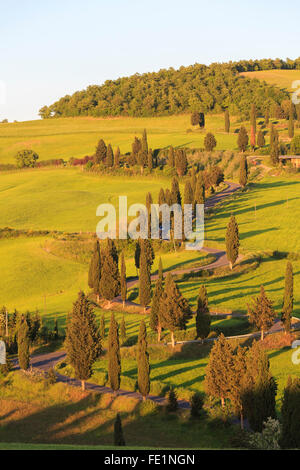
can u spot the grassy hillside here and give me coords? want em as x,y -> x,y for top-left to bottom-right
0,114 -> 242,165
241,69 -> 300,91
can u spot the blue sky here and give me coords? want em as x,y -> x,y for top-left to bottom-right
1,0 -> 299,121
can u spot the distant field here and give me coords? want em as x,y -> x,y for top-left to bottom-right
241,69 -> 300,91
0,114 -> 241,165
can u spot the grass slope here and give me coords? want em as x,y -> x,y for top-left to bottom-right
241,69 -> 300,92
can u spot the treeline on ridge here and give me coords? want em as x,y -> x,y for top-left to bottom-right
39,58 -> 293,120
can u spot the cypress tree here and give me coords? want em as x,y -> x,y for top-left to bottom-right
106,144 -> 114,167
142,239 -> 155,268
165,188 -> 172,206
137,320 -> 150,400
139,241 -> 151,312
100,314 -> 106,339
204,133 -> 217,151
114,147 -> 120,167
225,109 -> 230,133
280,377 -> 300,449
243,341 -> 277,432
239,154 -> 248,187
265,109 -> 270,126
54,317 -> 59,340
190,166 -> 197,195
195,285 -> 211,341
166,388 -> 178,412
257,130 -> 265,148
99,239 -> 120,306
142,129 -> 148,154
199,112 -> 205,128
288,103 -> 294,138
190,392 -> 204,419
281,262 -> 293,334
120,316 -> 126,345
175,149 -> 188,176
250,103 -> 257,135
88,241 -> 101,301
270,128 -> 279,165
237,126 -> 249,152
159,272 -> 192,347
147,150 -> 153,171
120,252 -> 127,309
168,146 -> 175,167
95,139 -> 107,163
146,192 -> 153,237
250,126 -> 256,149
225,215 -> 240,269
134,239 -> 141,275
248,286 -> 276,340
18,316 -> 30,371
204,333 -> 234,407
170,177 -> 182,206
184,180 -> 193,205
65,291 -> 101,390
228,345 -> 249,429
114,413 -> 126,446
191,111 -> 200,126
150,258 -> 164,342
108,313 -> 121,393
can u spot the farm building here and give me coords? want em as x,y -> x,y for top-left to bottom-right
279,156 -> 300,168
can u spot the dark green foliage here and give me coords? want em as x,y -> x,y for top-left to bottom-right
150,258 -> 164,341
239,154 -> 248,187
199,112 -> 205,128
191,111 -> 201,126
41,60 -> 289,120
139,241 -> 151,309
226,215 -> 240,269
168,146 -> 175,167
159,272 -> 192,347
114,413 -> 126,446
167,388 -> 178,412
134,240 -> 141,273
88,241 -> 101,295
175,149 -> 188,176
114,147 -> 120,167
280,377 -> 300,449
108,313 -> 121,392
237,126 -> 249,152
106,144 -> 114,167
120,252 -> 127,308
53,317 -> 59,340
171,177 -> 182,205
95,139 -> 107,163
204,132 -> 217,151
17,317 -> 30,371
225,109 -> 230,133
99,239 -> 120,302
281,262 -> 293,333
146,192 -> 153,236
47,368 -> 57,385
137,320 -> 150,399
65,291 -> 101,387
15,149 -> 39,168
142,129 -> 148,154
195,285 -> 211,340
270,127 -> 279,165
194,172 -> 205,207
248,286 -> 276,340
147,150 -> 153,171
242,342 -> 277,432
257,130 -> 265,148
184,180 -> 193,205
190,392 -> 204,419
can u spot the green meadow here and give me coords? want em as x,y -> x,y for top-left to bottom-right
241,69 -> 300,92
0,114 -> 242,165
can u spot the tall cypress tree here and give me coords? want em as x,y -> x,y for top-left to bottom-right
88,241 -> 101,301
108,313 -> 121,393
150,258 -> 164,342
225,109 -> 230,133
65,291 -> 101,390
281,261 -> 293,334
265,109 -> 270,126
194,173 -> 205,206
137,320 -> 150,400
100,314 -> 106,339
134,239 -> 141,275
288,102 -> 294,138
18,316 -> 30,371
114,147 -> 120,167
171,177 -> 181,206
120,252 -> 127,309
270,128 -> 279,165
280,376 -> 300,449
175,149 -> 188,176
142,129 -> 148,154
139,241 -> 151,312
237,126 -> 249,152
147,150 -> 153,171
248,286 -> 276,340
204,333 -> 234,407
168,146 -> 175,167
190,166 -> 197,195
120,316 -> 127,344
146,192 -> 153,237
257,130 -> 265,148
226,215 -> 240,269
106,144 -> 114,167
239,154 -> 248,187
114,413 -> 126,446
99,239 -> 120,306
195,285 -> 211,341
95,139 -> 107,163
159,272 -> 192,347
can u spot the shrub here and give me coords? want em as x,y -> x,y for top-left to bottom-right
139,399 -> 159,417
190,392 -> 204,419
248,418 -> 281,450
166,388 -> 178,412
46,368 -> 57,385
15,149 -> 39,168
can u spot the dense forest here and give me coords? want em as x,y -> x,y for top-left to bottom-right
39,58 -> 298,120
